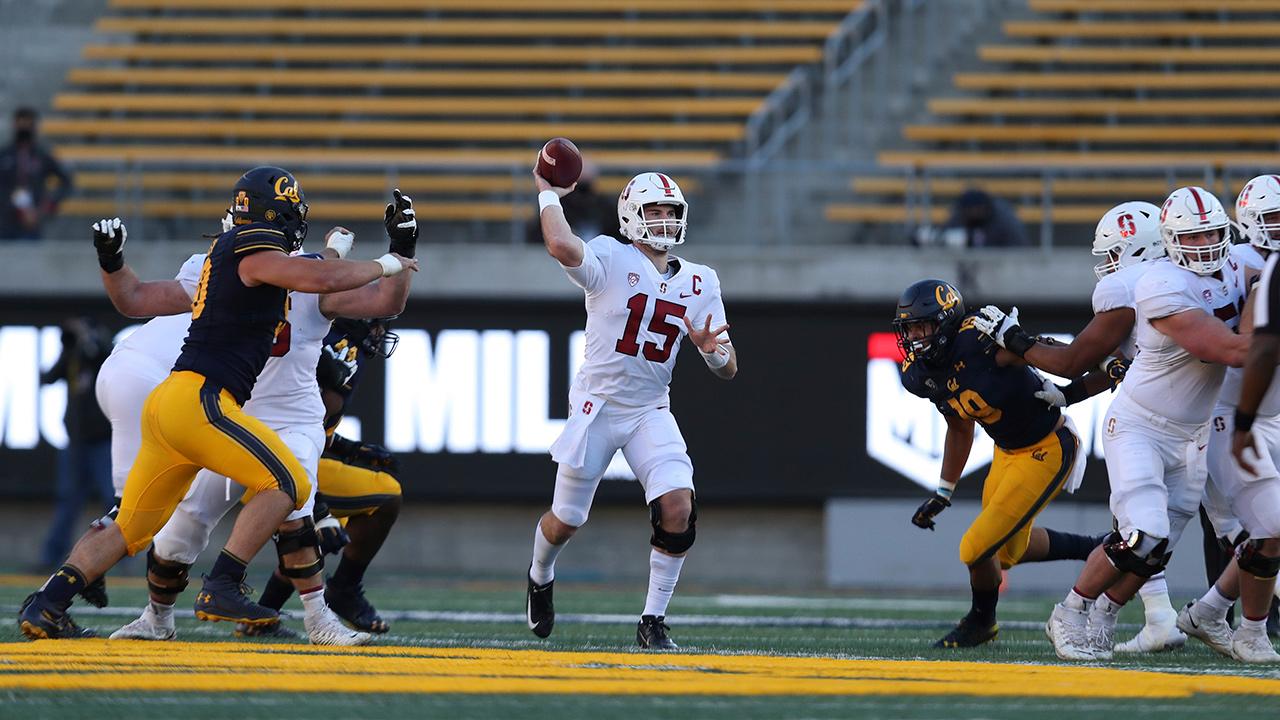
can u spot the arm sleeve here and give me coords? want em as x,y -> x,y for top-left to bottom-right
1256,252 -> 1280,335
1135,272 -> 1198,321
561,235 -> 609,294
1091,273 -> 1130,314
174,253 -> 206,299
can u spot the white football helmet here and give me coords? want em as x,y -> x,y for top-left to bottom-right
617,172 -> 687,252
1235,174 -> 1280,251
1159,186 -> 1232,275
1091,201 -> 1164,280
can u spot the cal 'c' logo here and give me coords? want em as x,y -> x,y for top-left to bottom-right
935,284 -> 959,309
1032,449 -> 1047,461
274,176 -> 300,202
946,377 -> 959,392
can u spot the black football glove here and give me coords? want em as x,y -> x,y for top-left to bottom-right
329,434 -> 403,473
315,515 -> 351,556
1101,356 -> 1131,389
92,217 -> 126,273
384,189 -> 418,258
911,494 -> 951,531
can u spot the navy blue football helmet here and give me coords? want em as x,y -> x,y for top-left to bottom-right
892,279 -> 965,364
230,166 -> 308,250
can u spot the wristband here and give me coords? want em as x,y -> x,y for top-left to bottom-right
326,231 -> 354,259
374,253 -> 402,277
1061,378 -> 1089,407
98,252 -> 124,274
1236,409 -> 1256,433
538,190 -> 562,214
1003,325 -> 1037,357
936,479 -> 956,500
701,347 -> 730,369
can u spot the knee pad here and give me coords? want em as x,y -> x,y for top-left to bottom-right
1102,530 -> 1171,578
649,495 -> 697,555
146,546 -> 191,596
1236,539 -> 1280,579
274,517 -> 323,579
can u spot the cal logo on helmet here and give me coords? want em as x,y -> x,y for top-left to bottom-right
934,283 -> 959,310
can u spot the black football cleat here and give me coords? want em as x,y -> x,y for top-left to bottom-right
235,620 -> 301,639
637,615 -> 679,650
933,616 -> 999,648
78,574 -> 109,609
193,574 -> 278,626
325,579 -> 389,634
18,592 -> 97,640
526,567 -> 555,639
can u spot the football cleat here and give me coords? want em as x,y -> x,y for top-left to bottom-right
933,615 -> 998,649
325,579 -> 388,634
1176,600 -> 1234,658
235,620 -> 301,639
305,605 -> 373,646
1046,603 -> 1094,660
78,575 -> 109,609
1083,611 -> 1116,660
18,592 -> 97,640
110,607 -> 176,641
1232,625 -> 1280,662
637,615 -> 679,650
526,568 -> 555,639
193,574 -> 278,626
1114,606 -> 1187,653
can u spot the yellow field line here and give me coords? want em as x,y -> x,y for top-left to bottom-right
0,643 -> 1276,697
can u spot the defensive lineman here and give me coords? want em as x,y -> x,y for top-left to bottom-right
526,168 -> 737,649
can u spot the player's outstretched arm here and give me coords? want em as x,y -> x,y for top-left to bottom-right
318,193 -> 418,320
1233,332 -> 1280,473
682,313 -> 736,379
240,250 -> 417,294
1024,308 -> 1134,378
1151,308 -> 1251,368
94,217 -> 193,318
534,170 -> 585,268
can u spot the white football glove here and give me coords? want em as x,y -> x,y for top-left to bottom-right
221,212 -> 235,234
973,305 -> 1020,349
1034,376 -> 1067,408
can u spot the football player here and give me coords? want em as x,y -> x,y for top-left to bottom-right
1030,187 -> 1251,660
895,279 -> 1106,649
974,202 -> 1193,654
526,169 -> 736,650
19,167 -> 415,641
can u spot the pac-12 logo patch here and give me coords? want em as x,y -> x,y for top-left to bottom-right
628,272 -> 640,287
1203,289 -> 1213,302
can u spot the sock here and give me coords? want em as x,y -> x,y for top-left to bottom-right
1040,529 -> 1098,562
209,549 -> 248,582
148,599 -> 174,623
1064,588 -> 1095,611
641,549 -> 685,618
531,522 -> 566,586
969,586 -> 1000,626
1199,585 -> 1234,619
299,586 -> 327,619
1242,615 -> 1268,631
41,565 -> 88,607
258,572 -> 295,611
1139,572 -> 1169,600
331,556 -> 369,589
1094,593 -> 1124,617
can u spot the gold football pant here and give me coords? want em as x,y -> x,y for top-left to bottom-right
116,371 -> 312,556
316,458 -> 402,519
959,424 -> 1079,569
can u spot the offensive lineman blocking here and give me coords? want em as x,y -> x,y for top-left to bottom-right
526,167 -> 737,649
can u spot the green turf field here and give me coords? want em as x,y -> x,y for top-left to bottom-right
2,574 -> 1279,720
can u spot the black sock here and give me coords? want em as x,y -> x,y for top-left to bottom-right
970,587 -> 1000,627
331,556 -> 369,588
209,549 -> 248,582
258,572 -> 295,610
42,565 -> 88,607
1036,529 -> 1098,562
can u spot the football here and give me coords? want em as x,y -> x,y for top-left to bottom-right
535,137 -> 583,188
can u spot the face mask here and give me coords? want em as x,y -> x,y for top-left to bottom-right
14,128 -> 34,144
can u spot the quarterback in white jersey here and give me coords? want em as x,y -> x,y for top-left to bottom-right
526,168 -> 737,650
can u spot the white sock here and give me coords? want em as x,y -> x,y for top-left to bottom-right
1139,572 -> 1169,600
1199,585 -> 1234,619
1063,589 -> 1094,611
1241,616 -> 1268,632
149,599 -> 174,623
641,549 -> 685,618
1094,593 -> 1124,618
300,587 -> 327,619
530,522 -> 566,586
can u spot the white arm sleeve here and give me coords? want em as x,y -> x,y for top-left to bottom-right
1135,272 -> 1199,321
561,235 -> 611,295
174,253 -> 206,300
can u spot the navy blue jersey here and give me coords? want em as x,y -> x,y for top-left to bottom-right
899,313 -> 1061,451
173,223 -> 289,405
318,325 -> 368,434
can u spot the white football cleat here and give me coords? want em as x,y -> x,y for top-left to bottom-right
1114,607 -> 1187,653
1084,608 -> 1117,660
1046,603 -> 1095,660
109,607 -> 176,641
305,605 -> 373,647
1176,601 -> 1234,657
1232,625 -> 1280,663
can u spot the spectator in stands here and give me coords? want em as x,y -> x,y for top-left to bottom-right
0,107 -> 73,241
526,160 -> 620,244
38,316 -> 114,570
941,188 -> 1027,248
